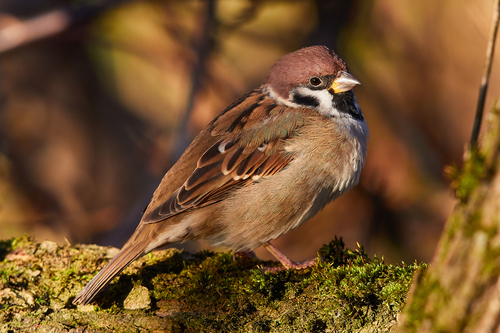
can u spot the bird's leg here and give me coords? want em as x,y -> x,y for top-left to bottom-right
262,241 -> 318,272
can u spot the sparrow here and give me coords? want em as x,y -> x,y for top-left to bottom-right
73,45 -> 369,305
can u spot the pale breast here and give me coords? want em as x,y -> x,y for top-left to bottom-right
205,116 -> 368,251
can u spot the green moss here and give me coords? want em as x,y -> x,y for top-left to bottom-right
0,237 -> 425,332
148,239 -> 423,332
445,145 -> 488,205
463,211 -> 483,237
481,224 -> 500,277
401,275 -> 445,332
0,238 -> 12,260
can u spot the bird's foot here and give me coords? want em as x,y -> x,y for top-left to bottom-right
261,241 -> 320,272
261,257 -> 319,272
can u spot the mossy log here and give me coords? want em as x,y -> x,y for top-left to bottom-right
398,106 -> 500,332
0,236 -> 421,332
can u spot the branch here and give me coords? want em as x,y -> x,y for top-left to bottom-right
470,0 -> 500,146
0,0 -> 131,54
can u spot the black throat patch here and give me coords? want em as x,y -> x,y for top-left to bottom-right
332,91 -> 364,121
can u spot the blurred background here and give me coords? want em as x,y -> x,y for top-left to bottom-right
0,0 -> 498,264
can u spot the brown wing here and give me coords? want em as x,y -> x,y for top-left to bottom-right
142,90 -> 315,224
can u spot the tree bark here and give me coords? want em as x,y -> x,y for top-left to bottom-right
398,106 -> 500,332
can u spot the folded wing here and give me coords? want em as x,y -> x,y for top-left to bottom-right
142,91 -> 315,224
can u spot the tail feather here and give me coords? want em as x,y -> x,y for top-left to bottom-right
73,241 -> 147,305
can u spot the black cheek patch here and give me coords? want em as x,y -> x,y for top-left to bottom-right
291,93 -> 320,108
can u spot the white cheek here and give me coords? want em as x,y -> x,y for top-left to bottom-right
292,87 -> 340,117
264,86 -> 301,108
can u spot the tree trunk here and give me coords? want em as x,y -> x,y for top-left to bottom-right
398,106 -> 500,332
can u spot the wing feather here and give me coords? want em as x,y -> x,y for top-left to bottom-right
142,92 -> 316,224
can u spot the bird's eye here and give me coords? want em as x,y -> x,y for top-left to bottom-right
309,77 -> 322,86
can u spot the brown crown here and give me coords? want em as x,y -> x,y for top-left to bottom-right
262,45 -> 347,99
